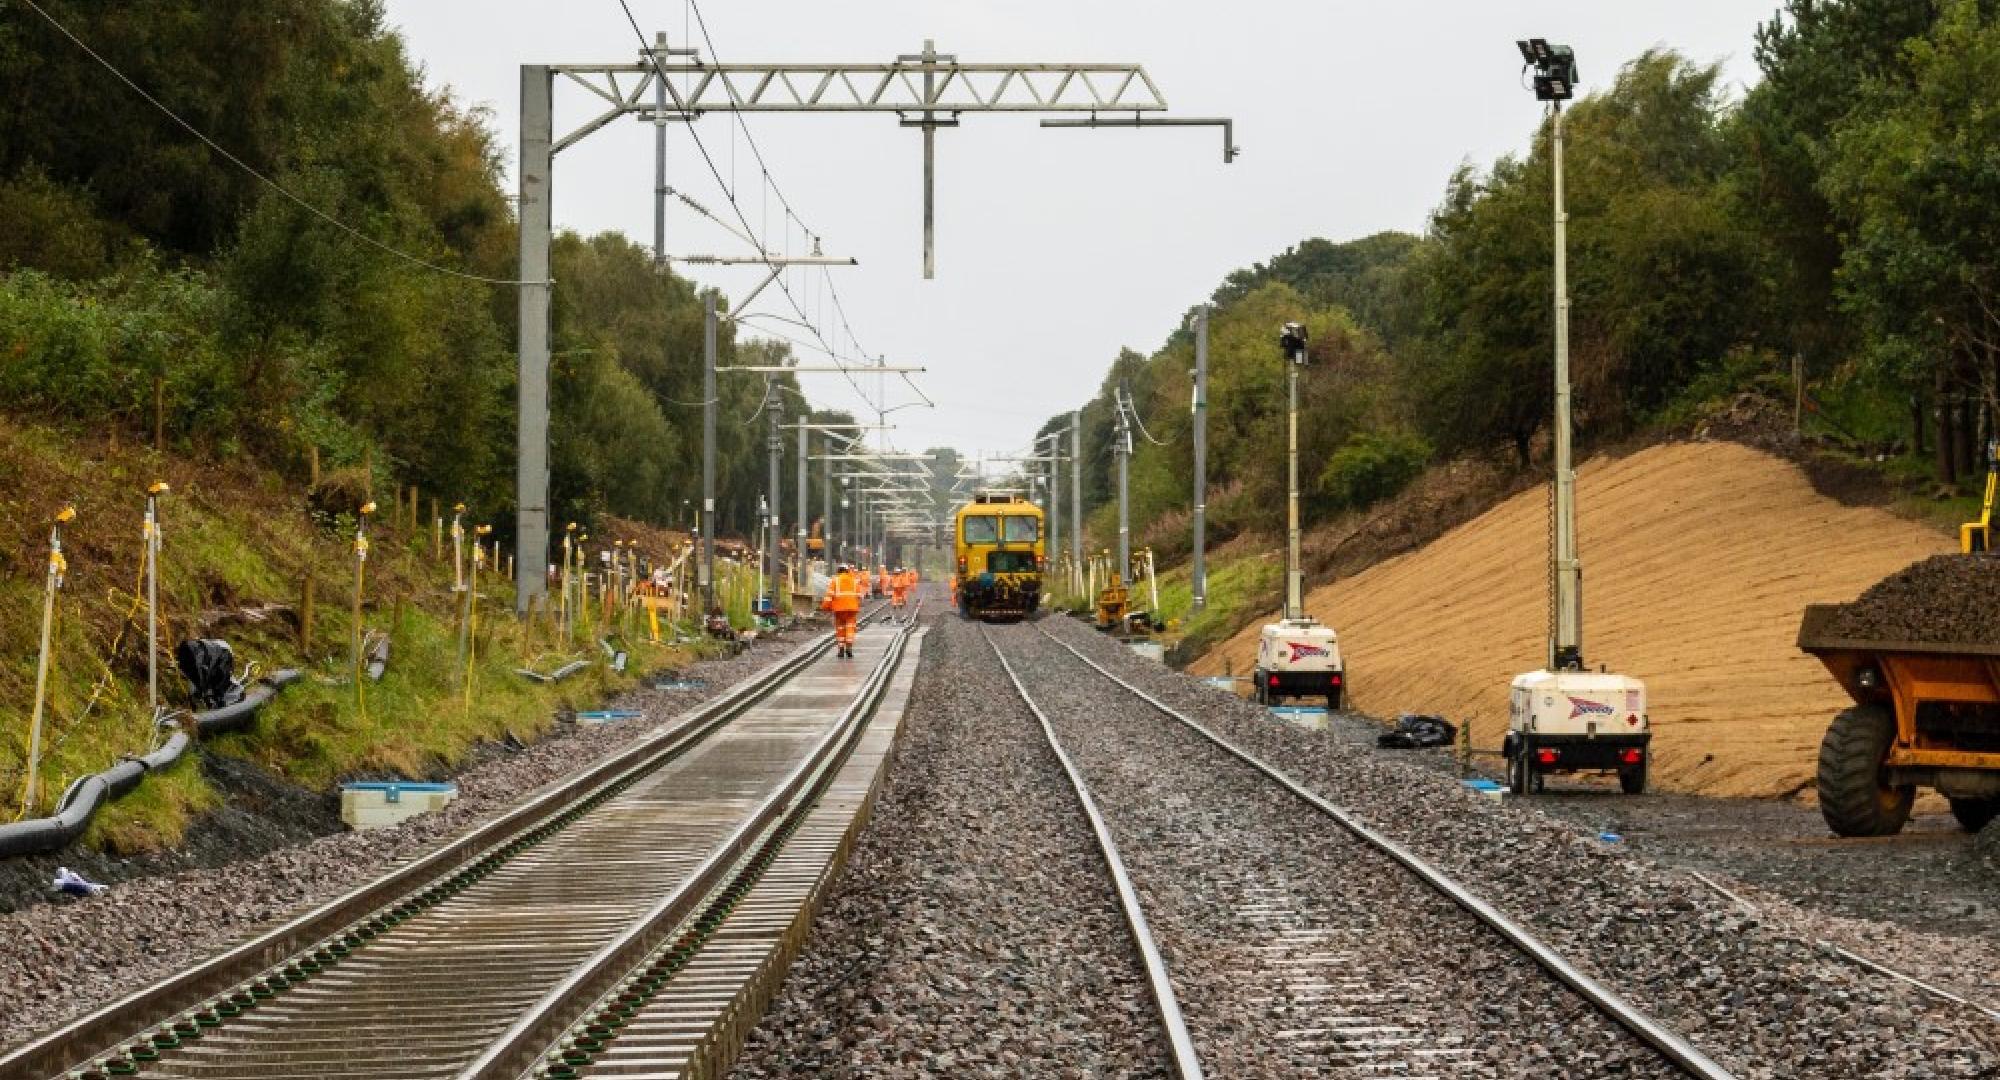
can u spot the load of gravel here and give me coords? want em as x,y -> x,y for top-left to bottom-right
1820,553 -> 2000,646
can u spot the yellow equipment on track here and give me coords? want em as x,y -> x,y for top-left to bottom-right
952,493 -> 1044,620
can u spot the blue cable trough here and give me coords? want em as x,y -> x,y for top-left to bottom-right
0,669 -> 301,860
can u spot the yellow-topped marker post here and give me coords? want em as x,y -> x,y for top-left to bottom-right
21,505 -> 75,816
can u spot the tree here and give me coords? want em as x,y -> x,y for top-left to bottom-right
1734,0 -> 1944,371
1818,0 -> 2000,480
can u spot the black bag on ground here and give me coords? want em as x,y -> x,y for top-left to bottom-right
176,638 -> 242,710
1378,713 -> 1457,750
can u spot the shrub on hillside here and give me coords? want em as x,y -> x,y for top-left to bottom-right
1317,430 -> 1431,511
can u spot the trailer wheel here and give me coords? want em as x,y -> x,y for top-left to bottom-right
1508,738 -> 1531,796
1619,761 -> 1647,795
1948,797 -> 2000,833
1817,704 -> 1914,837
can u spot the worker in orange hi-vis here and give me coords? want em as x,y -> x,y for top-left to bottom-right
874,565 -> 888,599
889,567 -> 910,620
820,564 -> 862,658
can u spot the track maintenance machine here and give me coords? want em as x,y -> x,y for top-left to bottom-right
1252,322 -> 1346,708
953,492 -> 1044,620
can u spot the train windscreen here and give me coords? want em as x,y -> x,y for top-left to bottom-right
1002,516 -> 1039,543
962,515 -> 998,543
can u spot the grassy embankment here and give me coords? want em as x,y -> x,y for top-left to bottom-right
0,417 -> 736,852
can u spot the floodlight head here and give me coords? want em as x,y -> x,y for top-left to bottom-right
1522,39 -> 1577,102
1279,322 -> 1310,365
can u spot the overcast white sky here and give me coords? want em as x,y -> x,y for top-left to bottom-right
382,0 -> 1774,460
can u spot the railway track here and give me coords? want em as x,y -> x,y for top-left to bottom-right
2,604 -> 920,1080
983,620 -> 1737,1080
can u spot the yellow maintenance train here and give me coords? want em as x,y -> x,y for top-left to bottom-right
953,492 -> 1044,619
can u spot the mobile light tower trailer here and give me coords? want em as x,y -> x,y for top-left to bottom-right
1253,322 -> 1346,709
1501,38 -> 1649,795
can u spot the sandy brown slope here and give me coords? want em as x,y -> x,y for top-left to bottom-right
1191,441 -> 1954,798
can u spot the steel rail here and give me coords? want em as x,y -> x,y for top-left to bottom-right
541,609 -> 926,1079
462,610 -> 919,1079
983,626 -> 1205,1080
1031,623 -> 1739,1080
0,607 -> 888,1080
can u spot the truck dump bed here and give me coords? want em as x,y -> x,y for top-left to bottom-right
1797,603 -> 2000,660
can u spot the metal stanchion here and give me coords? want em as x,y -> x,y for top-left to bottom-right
560,523 -> 577,646
465,524 -> 492,713
352,501 -> 376,717
450,503 -> 467,592
144,482 -> 170,716
20,506 -> 75,817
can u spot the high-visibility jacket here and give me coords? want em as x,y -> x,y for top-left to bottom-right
890,575 -> 909,602
876,569 -> 888,594
822,571 -> 862,614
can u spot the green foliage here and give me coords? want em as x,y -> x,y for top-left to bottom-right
1317,431 -> 1431,512
0,0 -> 814,542
1059,12 -> 2000,548
0,265 -> 246,440
1407,51 -> 1758,458
1817,0 -> 2000,393
1649,348 -> 1794,430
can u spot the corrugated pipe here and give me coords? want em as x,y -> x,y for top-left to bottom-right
191,670 -> 301,737
0,669 -> 301,859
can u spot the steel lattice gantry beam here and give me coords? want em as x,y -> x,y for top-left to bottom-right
547,39 -> 1226,278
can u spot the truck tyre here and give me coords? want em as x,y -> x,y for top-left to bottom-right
1508,738 -> 1530,796
1817,704 -> 1914,837
1619,761 -> 1647,795
1948,797 -> 2000,833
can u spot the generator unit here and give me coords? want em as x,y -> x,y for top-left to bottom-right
1253,618 -> 1344,708
1503,669 -> 1649,794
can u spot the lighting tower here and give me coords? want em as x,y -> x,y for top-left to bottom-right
1280,322 -> 1308,620
1503,38 -> 1651,797
1250,323 -> 1345,711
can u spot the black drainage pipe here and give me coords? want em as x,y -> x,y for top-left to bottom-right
0,671 -> 300,859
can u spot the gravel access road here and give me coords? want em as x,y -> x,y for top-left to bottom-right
0,631 -> 812,1053
731,596 -> 1173,1080
1036,613 -> 2000,1079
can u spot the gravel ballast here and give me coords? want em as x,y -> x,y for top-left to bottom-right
1821,553 -> 2000,646
1036,613 -> 2000,1078
0,633 -> 809,1053
730,597 -> 1171,1079
988,620 -> 1683,1079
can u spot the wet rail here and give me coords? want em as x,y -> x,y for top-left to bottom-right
983,625 -> 1205,1080
1001,621 -> 1736,1080
1,605 -> 917,1080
